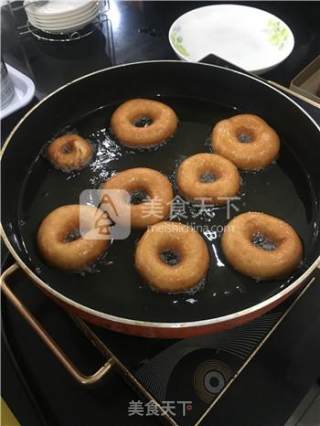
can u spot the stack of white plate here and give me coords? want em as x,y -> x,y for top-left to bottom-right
24,0 -> 99,34
1,60 -> 15,110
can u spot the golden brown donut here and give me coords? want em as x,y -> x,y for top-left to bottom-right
135,221 -> 210,293
212,114 -> 280,170
222,212 -> 303,280
47,134 -> 93,171
101,168 -> 173,228
37,205 -> 109,270
176,153 -> 241,205
111,99 -> 178,148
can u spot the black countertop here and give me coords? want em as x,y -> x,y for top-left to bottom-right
1,2 -> 320,426
2,1 -> 320,98
1,1 -> 319,139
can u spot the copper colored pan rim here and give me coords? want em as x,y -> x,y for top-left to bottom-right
2,226 -> 319,336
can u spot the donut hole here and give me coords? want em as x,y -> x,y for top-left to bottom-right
64,228 -> 81,243
236,127 -> 255,143
130,189 -> 150,205
133,116 -> 153,128
251,232 -> 277,251
160,249 -> 181,266
61,141 -> 75,154
199,171 -> 216,183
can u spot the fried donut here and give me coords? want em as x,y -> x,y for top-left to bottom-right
212,114 -> 280,170
176,153 -> 240,205
111,99 -> 178,148
37,205 -> 109,270
101,168 -> 173,228
47,134 -> 93,171
135,221 -> 210,293
222,212 -> 303,280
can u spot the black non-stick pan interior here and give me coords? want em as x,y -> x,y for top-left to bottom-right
2,62 -> 320,324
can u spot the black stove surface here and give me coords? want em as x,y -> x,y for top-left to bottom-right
1,2 -> 320,426
2,268 -> 320,426
86,273 -> 320,426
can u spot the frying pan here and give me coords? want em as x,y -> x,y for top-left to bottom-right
1,61 -> 320,341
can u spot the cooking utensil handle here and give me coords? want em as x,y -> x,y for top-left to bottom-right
200,54 -> 320,109
0,263 -> 115,385
200,53 -> 250,74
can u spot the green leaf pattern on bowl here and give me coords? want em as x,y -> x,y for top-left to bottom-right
170,26 -> 190,57
265,18 -> 289,50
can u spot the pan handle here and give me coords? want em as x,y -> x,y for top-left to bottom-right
0,263 -> 115,385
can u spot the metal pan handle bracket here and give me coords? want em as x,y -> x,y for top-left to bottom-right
1,263 -> 115,385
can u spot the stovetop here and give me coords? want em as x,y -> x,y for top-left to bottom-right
2,266 -> 320,426
1,2 -> 320,426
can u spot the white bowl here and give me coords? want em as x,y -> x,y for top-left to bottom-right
169,4 -> 295,74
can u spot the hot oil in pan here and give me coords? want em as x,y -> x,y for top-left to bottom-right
17,97 -> 317,323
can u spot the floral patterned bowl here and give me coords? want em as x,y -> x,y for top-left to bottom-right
169,4 -> 294,74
